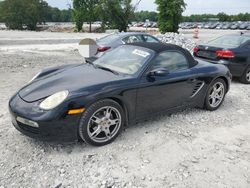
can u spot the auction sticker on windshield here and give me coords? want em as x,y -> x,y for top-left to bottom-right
132,49 -> 150,58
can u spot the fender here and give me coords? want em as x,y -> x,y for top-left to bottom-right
36,64 -> 81,80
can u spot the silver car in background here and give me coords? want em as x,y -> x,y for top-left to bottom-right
95,32 -> 161,57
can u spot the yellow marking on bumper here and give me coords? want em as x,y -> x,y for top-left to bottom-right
68,108 -> 85,115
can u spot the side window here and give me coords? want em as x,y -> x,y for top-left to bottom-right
123,35 -> 143,44
143,35 -> 159,43
151,51 -> 189,72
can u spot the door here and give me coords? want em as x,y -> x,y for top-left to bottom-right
136,51 -> 197,119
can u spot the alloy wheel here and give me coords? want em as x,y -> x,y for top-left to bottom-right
246,69 -> 250,82
208,82 -> 225,108
87,106 -> 121,143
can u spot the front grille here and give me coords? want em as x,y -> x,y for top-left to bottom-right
18,122 -> 39,134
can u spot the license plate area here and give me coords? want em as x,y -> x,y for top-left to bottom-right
197,51 -> 217,59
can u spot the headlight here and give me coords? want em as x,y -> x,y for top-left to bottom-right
39,90 -> 69,110
29,72 -> 41,83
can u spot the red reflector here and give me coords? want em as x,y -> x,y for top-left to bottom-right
97,46 -> 111,52
216,50 -> 235,58
193,46 -> 199,54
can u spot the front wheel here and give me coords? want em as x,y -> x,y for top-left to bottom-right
204,78 -> 226,111
240,66 -> 250,84
79,99 -> 124,146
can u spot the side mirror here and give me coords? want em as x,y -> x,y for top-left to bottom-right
148,68 -> 169,77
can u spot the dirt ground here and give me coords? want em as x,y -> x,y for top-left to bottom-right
0,30 -> 250,188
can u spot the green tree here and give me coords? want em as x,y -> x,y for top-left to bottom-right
134,11 -> 158,22
236,13 -> 249,21
155,0 -> 186,33
0,1 -> 3,22
24,0 -> 49,30
72,0 -> 99,32
217,12 -> 230,22
43,7 -> 72,22
97,0 -> 135,32
60,9 -> 72,22
182,14 -> 215,22
72,9 -> 84,31
0,0 -> 48,30
182,13 -> 250,22
46,7 -> 62,22
0,0 -> 26,29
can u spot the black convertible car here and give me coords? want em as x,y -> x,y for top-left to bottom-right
193,34 -> 250,84
9,43 -> 231,146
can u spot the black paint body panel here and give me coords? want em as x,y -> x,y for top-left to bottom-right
9,43 -> 231,142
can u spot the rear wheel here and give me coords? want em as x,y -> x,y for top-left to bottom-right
240,65 -> 250,84
79,99 -> 124,146
204,78 -> 226,111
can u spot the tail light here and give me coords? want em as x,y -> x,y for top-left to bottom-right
193,46 -> 199,54
97,46 -> 111,52
216,50 -> 235,58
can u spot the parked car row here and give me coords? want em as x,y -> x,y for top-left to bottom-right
8,32 -> 250,146
130,21 -> 250,30
130,22 -> 158,28
180,22 -> 250,30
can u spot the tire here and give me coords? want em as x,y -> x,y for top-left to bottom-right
240,65 -> 250,84
79,99 -> 124,146
204,78 -> 226,111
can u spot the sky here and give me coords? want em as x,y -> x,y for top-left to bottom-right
46,0 -> 250,16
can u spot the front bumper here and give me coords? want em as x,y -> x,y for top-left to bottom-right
9,94 -> 81,142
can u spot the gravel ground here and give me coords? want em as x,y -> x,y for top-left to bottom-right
0,30 -> 250,188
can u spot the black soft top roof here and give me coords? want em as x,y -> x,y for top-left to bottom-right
128,42 -> 198,67
128,42 -> 181,53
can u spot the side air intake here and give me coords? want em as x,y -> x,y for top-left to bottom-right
190,81 -> 205,98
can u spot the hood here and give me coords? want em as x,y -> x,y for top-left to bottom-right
19,64 -> 128,102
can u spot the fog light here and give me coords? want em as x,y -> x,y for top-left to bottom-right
16,117 -> 39,128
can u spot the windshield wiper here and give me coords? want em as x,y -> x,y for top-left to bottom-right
96,65 -> 119,75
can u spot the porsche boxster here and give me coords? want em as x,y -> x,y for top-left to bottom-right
9,43 -> 232,146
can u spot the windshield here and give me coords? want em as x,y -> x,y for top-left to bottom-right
93,45 -> 152,75
97,34 -> 120,44
208,35 -> 250,47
